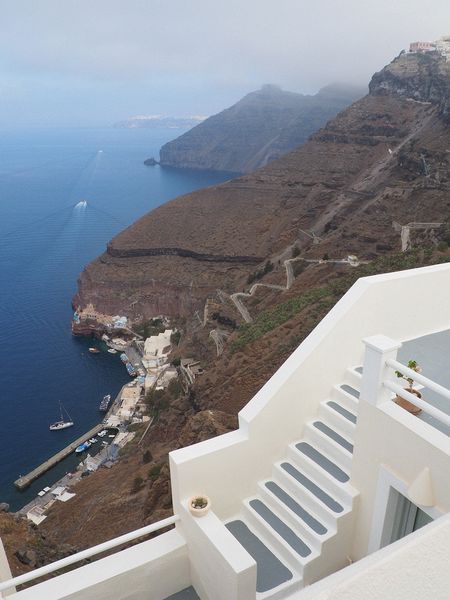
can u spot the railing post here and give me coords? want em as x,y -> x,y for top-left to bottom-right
361,335 -> 402,406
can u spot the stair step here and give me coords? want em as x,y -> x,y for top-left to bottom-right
344,366 -> 363,389
319,401 -> 356,441
264,481 -> 328,535
279,462 -> 344,514
164,587 -> 200,600
340,384 -> 360,399
331,385 -> 360,412
304,424 -> 352,471
313,421 -> 354,454
326,401 -> 357,425
226,520 -> 293,593
295,442 -> 349,483
249,499 -> 312,558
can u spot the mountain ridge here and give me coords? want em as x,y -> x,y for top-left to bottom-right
74,52 -> 450,332
158,83 -> 365,173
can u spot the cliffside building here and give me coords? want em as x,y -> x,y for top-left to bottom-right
2,263 -> 450,599
409,36 -> 450,60
409,41 -> 435,53
435,36 -> 450,60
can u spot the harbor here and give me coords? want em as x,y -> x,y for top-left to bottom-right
14,423 -> 105,490
12,324 -> 187,521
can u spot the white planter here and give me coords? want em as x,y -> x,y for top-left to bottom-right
188,495 -> 211,517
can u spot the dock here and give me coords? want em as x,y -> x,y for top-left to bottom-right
14,423 -> 105,490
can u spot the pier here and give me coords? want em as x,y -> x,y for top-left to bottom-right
14,423 -> 105,490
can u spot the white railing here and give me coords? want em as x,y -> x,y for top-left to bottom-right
385,358 -> 450,427
386,358 -> 450,401
0,514 -> 179,595
361,335 -> 450,430
384,381 -> 450,427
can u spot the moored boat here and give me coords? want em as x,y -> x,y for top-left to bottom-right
120,353 -> 129,363
49,401 -> 74,431
89,347 -> 100,354
107,348 -> 117,354
126,362 -> 137,376
75,441 -> 91,454
99,394 -> 111,411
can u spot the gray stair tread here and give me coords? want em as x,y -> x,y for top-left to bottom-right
164,587 -> 200,600
226,520 -> 293,593
281,462 -> 343,513
327,400 -> 357,424
313,421 -> 354,453
249,499 -> 311,557
295,442 -> 350,483
265,481 -> 327,534
340,384 -> 360,398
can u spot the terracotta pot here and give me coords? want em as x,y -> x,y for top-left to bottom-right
188,495 -> 211,517
395,388 -> 422,415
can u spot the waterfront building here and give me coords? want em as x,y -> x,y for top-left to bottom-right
2,263 -> 450,599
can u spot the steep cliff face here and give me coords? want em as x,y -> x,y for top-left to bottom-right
158,83 -> 365,173
370,51 -> 450,120
74,52 -> 450,326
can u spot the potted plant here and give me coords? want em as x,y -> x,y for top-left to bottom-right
394,359 -> 422,415
188,495 -> 211,517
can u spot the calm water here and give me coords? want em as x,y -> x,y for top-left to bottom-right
0,127 -> 231,510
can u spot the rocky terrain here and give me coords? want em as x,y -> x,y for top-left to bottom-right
6,51 -> 450,574
74,52 -> 450,327
158,83 -> 365,173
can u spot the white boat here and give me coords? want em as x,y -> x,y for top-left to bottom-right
49,401 -> 74,431
107,348 -> 117,354
75,441 -> 91,453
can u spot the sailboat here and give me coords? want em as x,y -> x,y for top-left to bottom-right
49,401 -> 74,431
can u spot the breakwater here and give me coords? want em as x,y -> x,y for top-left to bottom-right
14,424 -> 105,490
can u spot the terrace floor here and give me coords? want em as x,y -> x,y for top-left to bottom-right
399,328 -> 450,436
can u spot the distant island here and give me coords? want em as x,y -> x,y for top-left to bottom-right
113,114 -> 207,130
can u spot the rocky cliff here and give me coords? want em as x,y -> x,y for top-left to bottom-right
158,83 -> 365,173
74,52 -> 450,329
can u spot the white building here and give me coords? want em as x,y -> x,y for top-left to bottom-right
2,263 -> 450,599
142,330 -> 173,370
435,36 -> 450,60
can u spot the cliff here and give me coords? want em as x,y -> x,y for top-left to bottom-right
12,51 -> 450,562
74,52 -> 450,328
158,83 -> 365,173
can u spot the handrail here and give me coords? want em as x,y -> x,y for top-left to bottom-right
0,514 -> 179,594
384,381 -> 450,428
386,358 -> 450,401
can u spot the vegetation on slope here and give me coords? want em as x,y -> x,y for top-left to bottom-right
231,249 -> 449,352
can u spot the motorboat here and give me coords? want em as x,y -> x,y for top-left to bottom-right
75,441 -> 92,454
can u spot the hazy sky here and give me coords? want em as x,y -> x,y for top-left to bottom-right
0,0 -> 448,127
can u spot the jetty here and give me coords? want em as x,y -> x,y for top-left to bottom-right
14,423 -> 105,490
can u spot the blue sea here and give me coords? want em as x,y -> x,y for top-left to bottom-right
0,127 -> 231,511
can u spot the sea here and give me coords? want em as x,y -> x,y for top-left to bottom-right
0,126 -> 232,511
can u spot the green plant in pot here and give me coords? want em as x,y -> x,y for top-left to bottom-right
189,495 -> 211,517
394,359 -> 422,415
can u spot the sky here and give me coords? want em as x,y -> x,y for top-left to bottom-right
0,0 -> 449,127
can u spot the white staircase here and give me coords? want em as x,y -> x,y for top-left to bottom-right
225,367 -> 362,599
